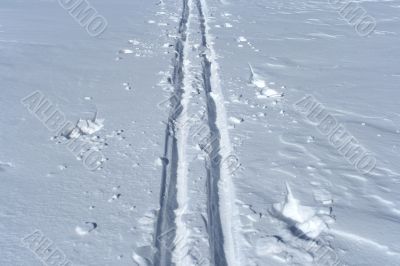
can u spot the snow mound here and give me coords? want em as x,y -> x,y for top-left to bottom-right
248,63 -> 284,99
66,118 -> 104,139
273,183 -> 328,239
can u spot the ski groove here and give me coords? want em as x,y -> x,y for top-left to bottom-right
196,0 -> 237,266
195,0 -> 240,265
155,0 -> 241,265
154,0 -> 191,265
196,0 -> 227,263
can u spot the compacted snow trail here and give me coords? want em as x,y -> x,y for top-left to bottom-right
154,0 -> 241,265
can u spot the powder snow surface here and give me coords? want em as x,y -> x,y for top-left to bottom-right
1,0 -> 399,265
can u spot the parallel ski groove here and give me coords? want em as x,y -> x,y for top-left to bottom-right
196,0 -> 227,265
155,0 -> 240,265
154,1 -> 190,265
195,0 -> 240,265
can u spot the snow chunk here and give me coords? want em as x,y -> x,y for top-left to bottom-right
76,119 -> 104,135
154,157 -> 163,167
276,183 -> 315,223
273,183 -> 328,239
128,39 -> 140,45
65,118 -> 104,139
75,222 -> 97,236
260,88 -> 283,98
296,216 -> 327,239
253,79 -> 266,89
119,49 -> 134,54
229,116 -> 244,124
248,63 -> 266,88
237,36 -> 247,42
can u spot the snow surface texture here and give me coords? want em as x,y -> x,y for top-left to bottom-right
1,0 -> 400,265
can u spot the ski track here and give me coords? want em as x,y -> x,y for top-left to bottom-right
154,0 -> 191,265
172,0 -> 194,264
196,0 -> 227,265
195,0 -> 241,265
155,0 -> 241,265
